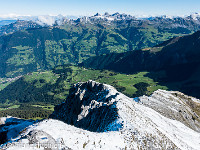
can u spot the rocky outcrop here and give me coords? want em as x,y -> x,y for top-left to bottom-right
139,89 -> 200,132
50,80 -> 123,132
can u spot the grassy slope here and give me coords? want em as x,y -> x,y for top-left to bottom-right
81,31 -> 200,99
0,65 -> 167,119
0,22 -> 186,78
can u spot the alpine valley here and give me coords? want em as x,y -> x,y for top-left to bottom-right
0,13 -> 200,150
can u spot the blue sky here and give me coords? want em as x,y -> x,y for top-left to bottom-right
0,0 -> 200,17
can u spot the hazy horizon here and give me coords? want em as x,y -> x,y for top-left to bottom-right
0,0 -> 200,19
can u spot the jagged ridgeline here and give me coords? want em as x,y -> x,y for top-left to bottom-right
0,16 -> 197,78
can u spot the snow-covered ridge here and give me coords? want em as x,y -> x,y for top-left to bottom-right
1,12 -> 200,27
1,81 -> 200,149
187,13 -> 200,21
75,12 -> 200,23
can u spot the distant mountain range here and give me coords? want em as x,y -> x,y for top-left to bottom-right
0,20 -> 42,36
0,14 -> 78,26
1,12 -> 200,26
1,12 -> 200,35
1,13 -> 200,77
0,20 -> 16,28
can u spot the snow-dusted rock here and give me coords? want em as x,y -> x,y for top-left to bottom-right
139,89 -> 200,132
1,81 -> 200,150
50,80 -> 124,132
0,117 -> 34,145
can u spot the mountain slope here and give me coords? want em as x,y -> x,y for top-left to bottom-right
0,20 -> 41,36
1,81 -> 200,149
1,13 -> 200,77
81,31 -> 200,98
0,20 -> 16,28
81,30 -> 200,72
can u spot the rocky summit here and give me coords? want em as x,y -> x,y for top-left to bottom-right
1,81 -> 200,150
50,80 -> 123,132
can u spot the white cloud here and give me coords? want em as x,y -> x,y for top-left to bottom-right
0,14 -> 31,19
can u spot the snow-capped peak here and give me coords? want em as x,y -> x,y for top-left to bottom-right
189,12 -> 200,20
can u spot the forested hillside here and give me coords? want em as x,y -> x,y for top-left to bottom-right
1,13 -> 198,78
0,65 -> 167,119
81,31 -> 200,98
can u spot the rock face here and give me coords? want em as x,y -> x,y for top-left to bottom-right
1,81 -> 200,150
139,89 -> 200,132
50,80 -> 123,132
